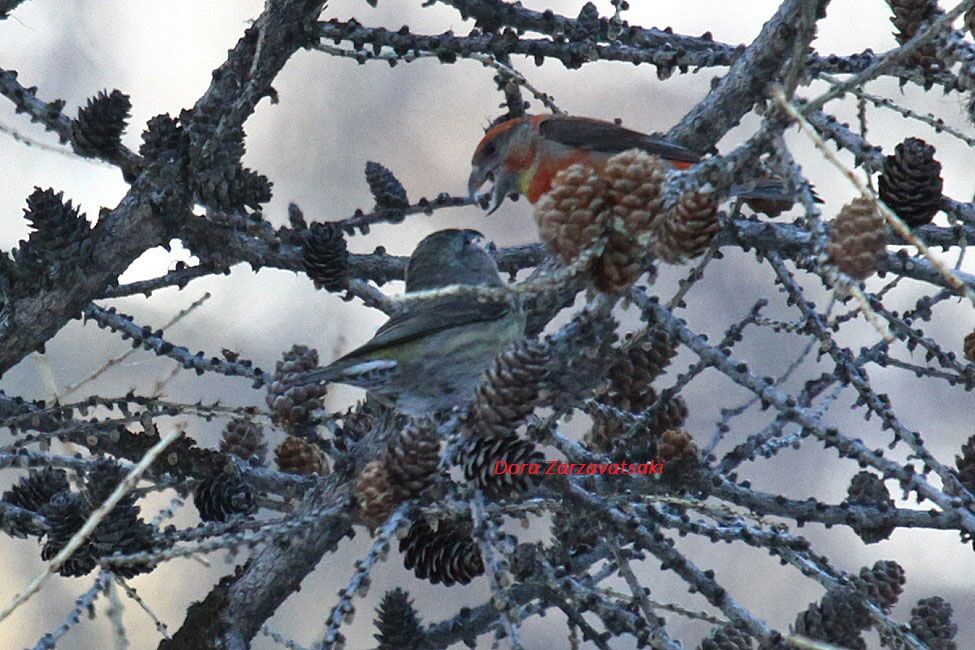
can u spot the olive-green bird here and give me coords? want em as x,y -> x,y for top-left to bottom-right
291,229 -> 524,416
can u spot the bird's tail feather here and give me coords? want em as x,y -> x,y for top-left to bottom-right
290,359 -> 397,386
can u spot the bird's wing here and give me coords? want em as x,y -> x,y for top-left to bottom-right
538,115 -> 701,164
351,297 -> 513,359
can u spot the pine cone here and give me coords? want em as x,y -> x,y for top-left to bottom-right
699,624 -> 753,650
653,189 -> 719,263
140,113 -> 185,160
464,339 -> 548,439
551,505 -> 603,556
534,163 -> 610,263
606,330 -> 677,402
40,491 -> 98,577
385,421 -> 441,500
845,471 -> 895,543
303,222 -> 349,291
878,137 -> 943,227
586,391 -> 688,455
84,461 -> 155,578
15,188 -> 91,269
603,149 -> 668,233
793,591 -> 867,650
828,196 -> 887,279
590,223 -> 645,293
460,432 -> 543,499
657,429 -> 698,462
908,596 -> 957,649
954,434 -> 975,492
963,331 -> 975,364
887,0 -> 940,42
856,560 -> 905,611
193,469 -> 255,522
3,467 -> 68,515
220,418 -> 267,465
356,460 -> 398,528
365,161 -> 409,211
400,518 -> 484,586
374,588 -> 426,650
266,345 -> 328,435
71,89 -> 131,157
275,436 -> 328,475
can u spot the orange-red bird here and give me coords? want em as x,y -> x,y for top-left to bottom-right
469,114 -> 701,214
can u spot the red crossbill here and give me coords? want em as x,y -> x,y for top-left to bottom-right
468,113 -> 797,214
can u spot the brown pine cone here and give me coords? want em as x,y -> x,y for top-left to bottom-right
845,471 -> 895,543
603,149 -> 668,234
460,432 -> 543,499
220,418 -> 267,465
590,225 -> 645,293
964,331 -> 975,364
400,518 -> 484,586
606,329 -> 678,401
385,420 -> 441,500
534,163 -> 610,263
828,196 -> 887,279
887,0 -> 940,42
652,189 -> 719,264
908,597 -> 957,650
855,560 -> 905,611
373,588 -> 426,650
657,429 -> 698,462
303,222 -> 348,291
878,137 -> 943,227
586,391 -> 688,455
356,460 -> 398,528
275,436 -> 328,475
266,345 -> 327,435
954,434 -> 975,493
465,339 -> 548,440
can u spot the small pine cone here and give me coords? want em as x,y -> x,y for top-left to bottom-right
586,392 -> 688,455
887,0 -> 940,43
374,588 -> 426,650
139,113 -> 184,159
878,137 -> 943,227
193,470 -> 255,522
356,460 -> 398,528
591,224 -> 644,293
275,436 -> 328,475
365,161 -> 409,211
71,89 -> 131,156
40,491 -> 98,577
652,189 -> 719,264
699,624 -> 753,650
606,330 -> 677,401
465,340 -> 548,439
266,345 -> 328,434
400,518 -> 484,586
909,596 -> 957,649
963,331 -> 975,364
534,163 -> 610,264
794,591 -> 866,650
855,560 -> 905,611
19,188 -> 90,261
85,462 -> 155,578
303,222 -> 349,291
386,421 -> 441,500
603,149 -> 668,233
828,196 -> 886,279
3,467 -> 68,514
235,167 -> 273,210
657,429 -> 698,463
460,432 -> 543,499
220,418 -> 268,465
845,471 -> 895,543
954,434 -> 975,492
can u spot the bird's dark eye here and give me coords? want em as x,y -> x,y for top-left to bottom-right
482,142 -> 496,158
